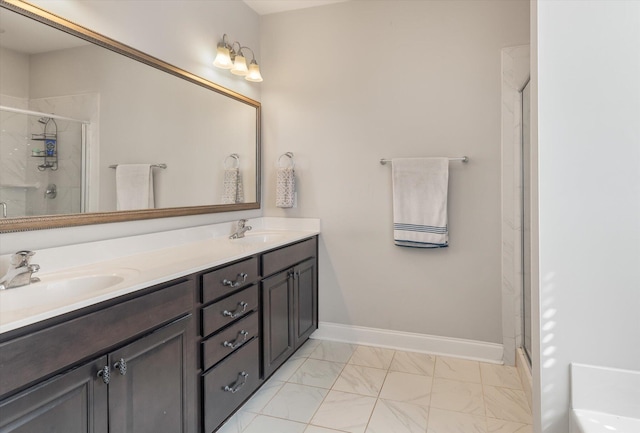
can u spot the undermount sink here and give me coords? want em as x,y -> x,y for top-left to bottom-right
0,268 -> 139,314
230,232 -> 286,244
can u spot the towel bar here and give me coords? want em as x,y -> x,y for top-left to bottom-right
380,156 -> 469,165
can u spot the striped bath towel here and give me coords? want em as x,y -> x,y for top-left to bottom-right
391,158 -> 449,248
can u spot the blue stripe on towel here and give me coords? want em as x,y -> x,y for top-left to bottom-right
394,223 -> 448,234
394,239 -> 449,248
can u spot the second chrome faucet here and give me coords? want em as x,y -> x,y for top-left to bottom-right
229,219 -> 252,239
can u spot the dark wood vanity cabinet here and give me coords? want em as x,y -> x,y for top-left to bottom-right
262,238 -> 318,379
0,234 -> 318,433
0,278 -> 195,433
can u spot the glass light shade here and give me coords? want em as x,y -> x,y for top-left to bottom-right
245,61 -> 263,82
213,45 -> 233,69
230,54 -> 248,76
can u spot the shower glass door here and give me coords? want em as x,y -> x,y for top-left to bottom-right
521,81 -> 532,364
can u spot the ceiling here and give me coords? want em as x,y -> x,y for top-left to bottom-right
243,0 -> 349,16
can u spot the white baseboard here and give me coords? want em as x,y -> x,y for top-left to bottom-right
311,322 -> 504,364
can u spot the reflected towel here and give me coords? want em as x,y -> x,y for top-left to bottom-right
276,167 -> 295,208
392,158 -> 449,248
116,164 -> 155,210
221,168 -> 244,204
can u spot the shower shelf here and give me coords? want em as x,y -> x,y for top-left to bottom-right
30,118 -> 58,171
31,133 -> 57,141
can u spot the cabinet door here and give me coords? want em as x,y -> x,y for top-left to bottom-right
108,315 -> 192,433
293,258 -> 318,348
261,270 -> 294,379
0,357 -> 108,433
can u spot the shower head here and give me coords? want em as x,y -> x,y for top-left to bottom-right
38,117 -> 50,124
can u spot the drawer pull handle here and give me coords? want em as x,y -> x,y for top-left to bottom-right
97,366 -> 110,384
222,272 -> 248,288
223,371 -> 249,394
114,358 -> 127,376
222,301 -> 249,318
223,330 -> 250,349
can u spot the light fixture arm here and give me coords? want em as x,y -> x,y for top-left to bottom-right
238,46 -> 256,62
229,41 -> 242,58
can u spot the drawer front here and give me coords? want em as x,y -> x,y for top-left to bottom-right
262,237 -> 317,277
201,285 -> 258,337
202,256 -> 259,304
202,338 -> 260,433
201,312 -> 259,370
0,278 -> 194,398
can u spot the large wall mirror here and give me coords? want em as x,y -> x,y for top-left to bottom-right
0,0 -> 261,232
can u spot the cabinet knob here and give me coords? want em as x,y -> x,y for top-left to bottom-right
222,301 -> 249,318
114,358 -> 127,376
222,330 -> 250,350
222,272 -> 248,288
222,371 -> 249,394
97,366 -> 110,384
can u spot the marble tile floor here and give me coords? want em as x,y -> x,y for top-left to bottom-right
218,339 -> 533,433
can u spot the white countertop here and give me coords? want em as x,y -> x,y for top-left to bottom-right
0,217 -> 320,335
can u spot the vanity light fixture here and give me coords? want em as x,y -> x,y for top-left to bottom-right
213,34 -> 263,82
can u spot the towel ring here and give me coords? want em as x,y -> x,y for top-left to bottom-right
224,153 -> 240,169
278,152 -> 295,169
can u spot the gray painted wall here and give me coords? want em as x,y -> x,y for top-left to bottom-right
260,0 -> 529,344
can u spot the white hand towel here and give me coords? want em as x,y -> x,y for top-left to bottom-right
276,167 -> 295,208
392,158 -> 449,248
116,164 -> 155,210
221,168 -> 244,204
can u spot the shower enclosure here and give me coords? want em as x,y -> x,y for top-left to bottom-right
0,106 -> 87,218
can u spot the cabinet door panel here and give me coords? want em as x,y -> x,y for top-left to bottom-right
294,258 -> 318,348
261,271 -> 294,379
0,357 -> 108,433
108,316 -> 191,433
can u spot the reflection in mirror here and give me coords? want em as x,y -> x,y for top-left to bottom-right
0,0 -> 260,232
0,107 -> 87,217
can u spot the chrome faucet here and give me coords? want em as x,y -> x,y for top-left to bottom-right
229,219 -> 252,239
0,251 -> 41,290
